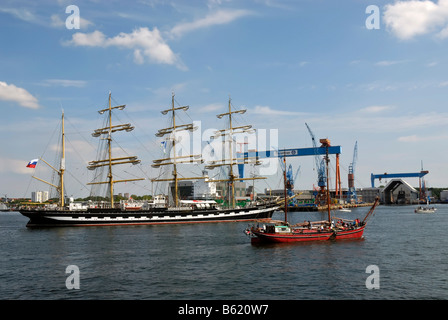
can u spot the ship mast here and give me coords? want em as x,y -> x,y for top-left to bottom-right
61,111 -> 65,207
151,93 -> 204,207
205,96 -> 265,208
87,93 -> 144,208
283,155 -> 287,222
32,111 -> 66,207
325,145 -> 332,224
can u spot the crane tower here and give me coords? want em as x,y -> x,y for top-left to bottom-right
347,141 -> 358,203
305,123 -> 326,205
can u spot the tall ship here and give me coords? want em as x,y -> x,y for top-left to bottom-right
19,93 -> 278,227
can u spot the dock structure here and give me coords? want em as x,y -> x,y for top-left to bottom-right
237,146 -> 341,175
370,171 -> 429,188
318,201 -> 374,210
236,146 -> 341,185
237,146 -> 342,209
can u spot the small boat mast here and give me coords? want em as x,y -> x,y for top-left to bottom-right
324,143 -> 332,225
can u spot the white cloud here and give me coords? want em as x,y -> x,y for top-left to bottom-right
0,81 -> 40,109
383,0 -> 448,40
398,134 -> 448,142
133,49 -> 145,64
66,27 -> 186,69
0,7 -> 93,29
360,105 -> 394,113
0,7 -> 37,23
52,139 -> 95,156
252,105 -> 307,116
170,9 -> 253,38
63,8 -> 254,69
0,157 -> 32,174
397,134 -> 421,142
50,14 -> 94,30
199,103 -> 223,112
147,82 -> 189,96
375,60 -> 408,66
338,111 -> 448,133
50,14 -> 64,27
43,79 -> 86,87
437,25 -> 448,38
66,30 -> 106,47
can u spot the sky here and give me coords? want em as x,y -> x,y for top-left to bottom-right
1,0 -> 448,199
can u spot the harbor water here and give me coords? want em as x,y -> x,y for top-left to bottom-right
1,205 -> 447,300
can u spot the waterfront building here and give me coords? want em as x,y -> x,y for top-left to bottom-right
31,191 -> 49,203
382,179 -> 418,204
440,190 -> 448,202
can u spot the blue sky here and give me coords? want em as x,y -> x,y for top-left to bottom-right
1,0 -> 448,198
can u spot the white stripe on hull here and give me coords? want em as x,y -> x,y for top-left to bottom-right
23,206 -> 278,226
49,208 -> 270,222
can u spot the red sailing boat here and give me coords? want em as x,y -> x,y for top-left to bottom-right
246,146 -> 379,244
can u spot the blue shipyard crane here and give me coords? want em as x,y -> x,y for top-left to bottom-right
286,164 -> 294,197
237,146 -> 341,178
305,123 -> 328,205
285,163 -> 300,206
347,141 -> 358,203
370,171 -> 429,187
236,143 -> 341,209
305,123 -> 326,190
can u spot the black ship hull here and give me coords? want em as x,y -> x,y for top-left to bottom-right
20,204 -> 278,227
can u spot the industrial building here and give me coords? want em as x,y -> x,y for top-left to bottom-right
440,190 -> 448,202
357,179 -> 422,205
382,179 -> 419,204
169,181 -> 194,201
358,188 -> 381,204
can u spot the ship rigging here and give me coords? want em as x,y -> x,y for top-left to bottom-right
87,92 -> 144,207
204,96 -> 266,208
19,92 -> 277,227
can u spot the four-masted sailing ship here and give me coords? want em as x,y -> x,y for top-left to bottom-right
19,93 -> 278,227
246,146 -> 379,243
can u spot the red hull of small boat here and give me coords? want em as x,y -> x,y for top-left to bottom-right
250,226 -> 365,243
333,225 -> 365,240
251,230 -> 334,243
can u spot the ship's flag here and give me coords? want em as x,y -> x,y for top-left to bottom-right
160,141 -> 167,152
26,159 -> 39,168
